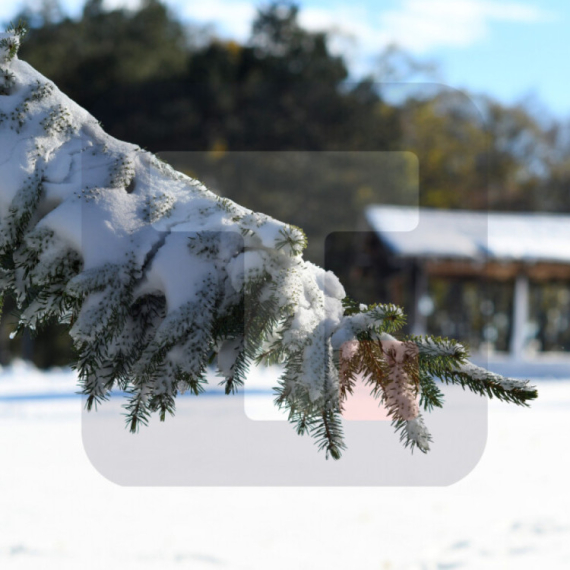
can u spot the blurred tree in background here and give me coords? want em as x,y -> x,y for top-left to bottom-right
1,0 -> 569,367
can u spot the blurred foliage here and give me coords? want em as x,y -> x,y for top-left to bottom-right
2,0 -> 570,366
162,150 -> 417,264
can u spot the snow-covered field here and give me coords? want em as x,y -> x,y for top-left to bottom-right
1,361 -> 569,569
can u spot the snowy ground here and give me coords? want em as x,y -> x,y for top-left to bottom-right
0,361 -> 569,569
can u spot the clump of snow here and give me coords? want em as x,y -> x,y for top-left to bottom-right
0,50 -> 353,424
456,361 -> 536,394
331,305 -> 404,349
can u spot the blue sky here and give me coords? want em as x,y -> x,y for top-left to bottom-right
2,0 -> 568,119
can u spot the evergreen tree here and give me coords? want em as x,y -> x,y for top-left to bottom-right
0,27 -> 537,459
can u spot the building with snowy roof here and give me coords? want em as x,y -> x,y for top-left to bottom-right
361,205 -> 570,362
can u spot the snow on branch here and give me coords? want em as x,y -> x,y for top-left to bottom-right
0,30 -> 537,459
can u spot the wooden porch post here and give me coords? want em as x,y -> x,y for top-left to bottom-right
510,273 -> 529,360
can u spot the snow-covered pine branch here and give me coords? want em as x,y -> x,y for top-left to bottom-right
0,27 -> 537,459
